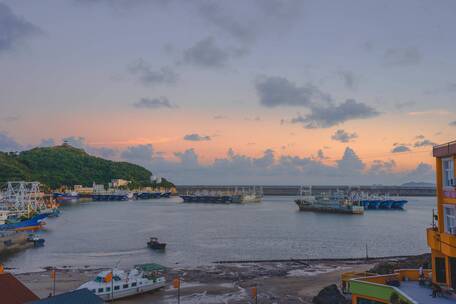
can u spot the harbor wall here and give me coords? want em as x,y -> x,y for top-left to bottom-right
176,185 -> 436,197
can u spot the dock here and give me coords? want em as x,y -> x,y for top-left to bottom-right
177,185 -> 435,197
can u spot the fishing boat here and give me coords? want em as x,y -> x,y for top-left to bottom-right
27,234 -> 45,247
147,237 -> 166,250
180,190 -> 242,204
0,211 -> 47,231
240,186 -> 263,203
77,263 -> 166,300
355,192 -> 408,210
92,190 -> 129,201
53,191 -> 79,203
295,186 -> 364,215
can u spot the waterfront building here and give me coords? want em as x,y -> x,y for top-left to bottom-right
342,140 -> 456,303
110,179 -> 130,188
73,185 -> 93,194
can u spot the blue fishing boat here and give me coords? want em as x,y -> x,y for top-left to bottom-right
0,213 -> 48,231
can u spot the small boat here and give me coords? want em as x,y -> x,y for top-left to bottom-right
27,234 -> 45,247
77,263 -> 166,300
147,237 -> 166,250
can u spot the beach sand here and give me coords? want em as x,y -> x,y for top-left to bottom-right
15,260 -> 374,303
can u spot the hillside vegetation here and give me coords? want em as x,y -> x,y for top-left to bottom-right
0,145 -> 173,189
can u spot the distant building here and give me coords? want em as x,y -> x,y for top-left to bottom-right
73,185 -> 93,194
0,271 -> 39,304
151,175 -> 162,184
92,183 -> 105,193
110,179 -> 130,188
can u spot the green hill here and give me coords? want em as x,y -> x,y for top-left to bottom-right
0,144 -> 173,189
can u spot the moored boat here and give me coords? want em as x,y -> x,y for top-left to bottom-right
77,263 -> 166,300
147,237 -> 166,250
295,186 -> 364,215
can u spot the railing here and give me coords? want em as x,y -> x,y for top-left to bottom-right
434,141 -> 456,157
427,228 -> 456,256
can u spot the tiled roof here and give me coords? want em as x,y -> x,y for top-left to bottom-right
0,273 -> 40,304
26,289 -> 103,304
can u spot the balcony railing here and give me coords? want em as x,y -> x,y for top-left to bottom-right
427,228 -> 456,256
434,140 -> 456,157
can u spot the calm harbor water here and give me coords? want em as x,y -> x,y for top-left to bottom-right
6,196 -> 435,273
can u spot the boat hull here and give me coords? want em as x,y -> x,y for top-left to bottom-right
96,281 -> 165,300
295,200 -> 364,215
0,213 -> 48,231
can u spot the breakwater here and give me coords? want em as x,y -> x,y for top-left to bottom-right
176,185 -> 435,197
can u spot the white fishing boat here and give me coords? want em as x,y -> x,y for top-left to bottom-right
77,263 -> 166,300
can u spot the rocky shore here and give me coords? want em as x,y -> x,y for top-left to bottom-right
12,254 -> 430,303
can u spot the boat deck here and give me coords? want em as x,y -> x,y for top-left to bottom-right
399,282 -> 456,303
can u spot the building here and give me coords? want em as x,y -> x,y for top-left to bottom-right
0,271 -> 40,304
429,141 -> 456,289
27,288 -> 103,304
110,179 -> 130,188
342,140 -> 456,303
73,185 -> 93,194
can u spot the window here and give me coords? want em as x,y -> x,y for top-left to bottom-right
131,282 -> 137,287
114,286 -> 120,291
91,289 -> 96,293
123,284 -> 129,289
97,288 -> 104,293
445,205 -> 456,234
106,287 -> 111,292
443,158 -> 454,188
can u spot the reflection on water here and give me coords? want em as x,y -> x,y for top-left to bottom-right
6,196 -> 435,273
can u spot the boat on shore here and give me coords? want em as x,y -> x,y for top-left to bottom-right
77,263 -> 166,300
295,186 -> 364,215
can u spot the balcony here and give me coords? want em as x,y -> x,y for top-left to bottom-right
427,228 -> 456,257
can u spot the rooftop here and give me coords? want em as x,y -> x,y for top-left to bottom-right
433,140 -> 456,158
26,288 -> 103,304
0,272 -> 39,304
399,281 -> 456,304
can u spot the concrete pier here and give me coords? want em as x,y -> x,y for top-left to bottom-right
176,185 -> 436,197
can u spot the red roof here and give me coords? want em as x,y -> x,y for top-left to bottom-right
433,140 -> 456,158
0,273 -> 39,304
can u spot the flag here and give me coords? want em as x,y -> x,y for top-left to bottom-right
104,271 -> 113,283
173,277 -> 180,289
251,287 -> 257,298
50,270 -> 56,279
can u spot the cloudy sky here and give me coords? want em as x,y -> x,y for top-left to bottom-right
1,0 -> 455,185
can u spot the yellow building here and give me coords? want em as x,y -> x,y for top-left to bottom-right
428,141 -> 456,289
342,140 -> 456,303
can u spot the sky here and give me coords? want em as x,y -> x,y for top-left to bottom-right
1,0 -> 455,185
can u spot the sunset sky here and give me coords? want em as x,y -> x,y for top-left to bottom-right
1,0 -> 455,184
